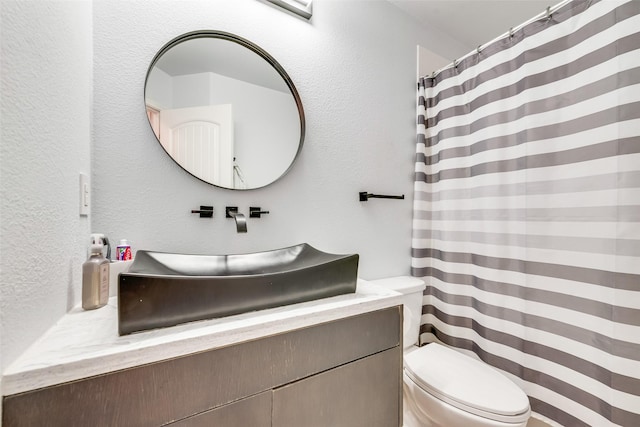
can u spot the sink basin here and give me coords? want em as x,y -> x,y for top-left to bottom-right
118,243 -> 359,335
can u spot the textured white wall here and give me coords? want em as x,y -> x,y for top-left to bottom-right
92,0 -> 469,279
418,45 -> 451,79
0,1 -> 93,370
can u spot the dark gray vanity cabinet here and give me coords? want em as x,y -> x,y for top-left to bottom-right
3,306 -> 402,427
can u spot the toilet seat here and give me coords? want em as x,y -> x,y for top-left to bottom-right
404,343 -> 530,423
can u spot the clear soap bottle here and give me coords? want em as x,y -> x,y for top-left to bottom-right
82,234 -> 110,310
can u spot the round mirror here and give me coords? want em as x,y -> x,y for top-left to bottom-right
145,31 -> 305,190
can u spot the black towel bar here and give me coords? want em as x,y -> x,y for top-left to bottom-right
359,192 -> 405,202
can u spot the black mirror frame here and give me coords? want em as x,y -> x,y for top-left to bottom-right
144,30 -> 306,190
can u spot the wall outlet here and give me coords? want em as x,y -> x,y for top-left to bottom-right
79,173 -> 89,216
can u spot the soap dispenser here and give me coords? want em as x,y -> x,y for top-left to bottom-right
82,233 -> 110,310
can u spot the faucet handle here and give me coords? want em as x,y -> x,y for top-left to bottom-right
250,207 -> 270,218
191,205 -> 214,218
225,206 -> 238,218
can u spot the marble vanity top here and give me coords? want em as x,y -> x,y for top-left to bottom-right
1,280 -> 402,396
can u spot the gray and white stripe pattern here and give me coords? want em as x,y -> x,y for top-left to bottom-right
412,1 -> 640,426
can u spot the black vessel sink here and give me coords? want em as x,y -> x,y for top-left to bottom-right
118,243 -> 359,335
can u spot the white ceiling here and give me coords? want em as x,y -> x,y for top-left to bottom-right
388,0 -> 553,50
154,1 -> 557,89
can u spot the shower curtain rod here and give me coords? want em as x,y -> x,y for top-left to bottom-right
429,0 -> 574,78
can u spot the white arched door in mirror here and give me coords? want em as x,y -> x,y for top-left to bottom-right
160,105 -> 234,188
145,31 -> 305,190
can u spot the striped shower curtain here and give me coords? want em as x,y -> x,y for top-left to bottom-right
411,1 -> 640,426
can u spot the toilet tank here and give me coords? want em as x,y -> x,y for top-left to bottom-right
370,277 -> 426,349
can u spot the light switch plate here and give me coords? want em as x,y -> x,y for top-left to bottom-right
79,173 -> 89,216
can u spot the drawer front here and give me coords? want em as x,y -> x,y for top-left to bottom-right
273,347 -> 402,427
168,392 -> 271,427
3,306 -> 400,427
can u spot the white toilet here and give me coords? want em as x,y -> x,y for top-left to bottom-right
372,277 -> 531,427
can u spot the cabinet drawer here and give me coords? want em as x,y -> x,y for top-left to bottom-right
273,347 -> 402,427
168,392 -> 271,427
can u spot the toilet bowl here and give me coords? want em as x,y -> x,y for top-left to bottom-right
371,277 -> 531,427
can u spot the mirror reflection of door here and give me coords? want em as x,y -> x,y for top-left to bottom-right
146,106 -> 160,136
159,105 -> 234,188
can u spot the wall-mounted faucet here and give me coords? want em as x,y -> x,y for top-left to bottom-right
226,207 -> 247,233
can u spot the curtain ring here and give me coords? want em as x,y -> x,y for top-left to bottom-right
476,45 -> 482,54
546,6 -> 552,21
453,59 -> 459,69
509,27 -> 514,39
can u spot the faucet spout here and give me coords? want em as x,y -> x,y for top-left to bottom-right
231,212 -> 247,233
226,207 -> 247,233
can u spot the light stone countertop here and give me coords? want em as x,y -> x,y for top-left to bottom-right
2,280 -> 402,396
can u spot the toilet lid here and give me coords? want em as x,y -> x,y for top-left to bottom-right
404,343 -> 530,423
